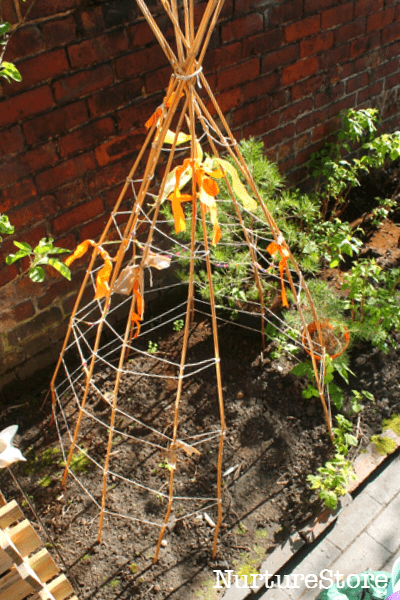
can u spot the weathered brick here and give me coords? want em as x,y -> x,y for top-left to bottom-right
296,108 -> 327,134
242,71 -> 280,100
242,29 -> 283,58
208,88 -> 242,117
221,13 -> 263,43
55,179 -> 87,208
58,118 -> 116,158
257,123 -> 295,148
357,80 -> 383,104
304,0 -> 339,14
328,94 -> 357,118
0,179 -> 37,214
116,101 -> 160,133
88,157 -> 131,194
350,32 -> 381,58
355,0 -> 384,17
335,18 -> 366,45
269,0 -> 303,25
0,86 -> 54,128
22,0 -> 79,20
342,56 -> 367,78
52,196 -> 104,235
23,101 -> 89,145
218,57 -> 260,91
40,16 -> 77,48
75,6 -> 105,36
0,264 -> 19,288
87,80 -> 142,118
282,56 -> 319,86
95,131 -> 146,166
300,32 -> 334,57
38,274 -> 78,310
376,58 -> 399,80
53,65 -> 114,103
292,73 -> 324,100
5,26 -> 44,59
7,195 -> 58,229
1,0 -> 18,24
385,41 -> 400,60
8,307 -> 63,346
1,143 -> 58,186
115,46 -> 168,79
280,98 -> 314,125
315,82 -> 345,108
68,29 -> 129,69
232,96 -> 274,128
382,21 -> 400,45
262,45 -> 298,73
367,8 -> 395,31
3,49 -> 70,95
144,65 -> 172,95
102,0 -> 138,29
129,21 -> 157,47
319,44 -> 351,69
35,152 -> 96,193
79,214 -> 109,241
321,4 -> 353,29
14,301 -> 36,322
0,125 -> 25,156
346,71 -> 370,93
285,15 -> 320,43
204,42 -> 242,73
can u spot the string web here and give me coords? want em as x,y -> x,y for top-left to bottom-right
50,0 -> 334,563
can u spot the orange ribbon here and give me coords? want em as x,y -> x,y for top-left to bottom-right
145,91 -> 182,130
267,241 -> 290,308
65,240 -> 113,299
131,280 -> 143,339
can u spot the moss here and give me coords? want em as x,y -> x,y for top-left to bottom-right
382,414 -> 400,436
371,435 -> 396,456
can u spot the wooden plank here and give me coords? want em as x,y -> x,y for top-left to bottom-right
28,548 -> 59,583
46,574 -> 74,600
0,529 -> 23,566
0,567 -> 33,600
0,546 -> 13,575
8,519 -> 42,557
0,500 -> 24,529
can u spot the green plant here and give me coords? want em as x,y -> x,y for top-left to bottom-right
0,214 -> 14,241
38,474 -> 55,488
129,563 -> 138,574
307,454 -> 356,510
370,435 -> 396,456
6,238 -> 71,282
64,449 -> 90,474
147,340 -> 158,354
350,389 -> 374,414
0,21 -> 23,83
291,356 -> 344,410
158,459 -> 172,472
382,414 -> 400,436
332,415 -> 358,456
173,318 -> 184,332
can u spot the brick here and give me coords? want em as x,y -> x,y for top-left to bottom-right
0,86 -> 54,128
319,44 -> 351,69
7,195 -> 58,229
342,56 -> 368,78
53,64 -> 114,103
87,80 -> 142,118
232,97 -> 275,128
68,29 -> 129,69
1,0 -> 18,24
129,21 -> 157,47
95,131 -> 146,166
280,98 -> 314,125
8,307 -> 63,346
115,46 -> 168,79
22,0 -> 79,20
0,125 -> 25,156
14,301 -> 36,322
242,29 -> 283,58
58,118 -> 116,158
346,71 -> 370,93
0,179 -> 37,214
294,132 -> 311,151
321,3 -> 354,29
269,0 -> 303,25
292,74 -> 324,100
40,16 -> 77,48
1,142 -> 58,186
296,108 -> 326,134
218,57 -> 260,91
357,80 -> 383,104
242,71 -> 280,100
304,0 -> 339,13
116,101 -> 160,133
285,15 -> 320,43
35,152 -> 96,193
55,179 -> 87,208
37,274 -> 77,310
312,117 -> 338,141
52,196 -> 104,235
282,57 -> 318,86
382,21 -> 400,45
256,123 -> 294,148
262,45 -> 298,73
23,101 -> 88,145
0,264 -> 18,287
211,88 -> 242,116
271,89 -> 290,111
3,48 -> 70,95
376,58 -> 399,79
102,0 -> 138,29
300,32 -> 334,57
367,7 -> 395,31
75,6 -> 105,36
385,40 -> 400,59
335,18 -> 366,45
221,13 -> 263,43
328,94 -> 356,118
79,214 -> 109,241
5,26 -> 44,59
144,65 -> 172,95
315,82 -> 345,108
204,42 -> 242,74
88,157 -> 132,194
355,0 -> 384,17
350,32 -> 381,57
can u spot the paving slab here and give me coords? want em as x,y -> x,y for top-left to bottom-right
326,489 -> 382,551
364,451 -> 400,505
367,491 -> 400,553
329,532 -> 392,578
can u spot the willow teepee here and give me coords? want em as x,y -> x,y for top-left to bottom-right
50,0 -> 333,563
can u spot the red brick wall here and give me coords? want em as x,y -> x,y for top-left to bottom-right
0,0 -> 399,390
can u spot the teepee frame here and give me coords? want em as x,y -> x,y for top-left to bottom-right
50,0 -> 332,563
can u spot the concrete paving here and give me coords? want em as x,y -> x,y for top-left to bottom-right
257,451 -> 400,599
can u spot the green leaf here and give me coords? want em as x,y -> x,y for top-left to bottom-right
13,240 -> 32,252
329,258 -> 339,268
0,22 -> 12,36
0,61 -> 22,83
6,248 -> 30,264
47,258 -> 71,280
0,214 -> 14,236
29,265 -> 45,282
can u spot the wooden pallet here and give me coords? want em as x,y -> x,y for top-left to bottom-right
0,500 -> 78,600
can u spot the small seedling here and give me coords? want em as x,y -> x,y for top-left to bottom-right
158,459 -> 172,472
148,341 -> 158,354
173,319 -> 185,332
129,563 -> 138,574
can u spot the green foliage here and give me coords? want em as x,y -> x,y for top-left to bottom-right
147,340 -> 158,354
382,414 -> 400,436
350,389 -> 374,414
0,214 -> 14,240
333,414 -> 358,456
370,435 -> 396,456
307,453 -> 356,510
63,449 -> 90,474
173,319 -> 184,332
6,237 -> 71,282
